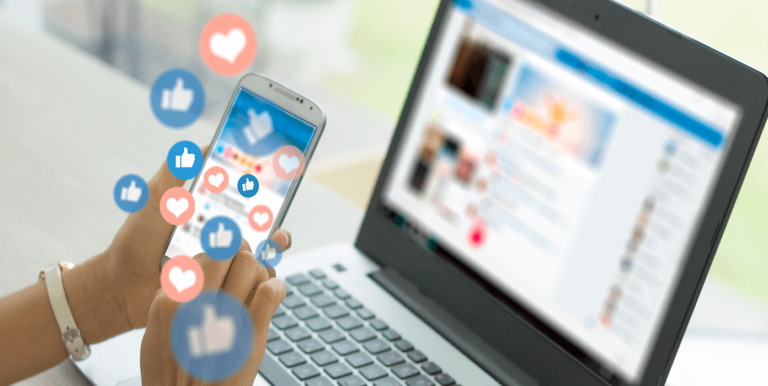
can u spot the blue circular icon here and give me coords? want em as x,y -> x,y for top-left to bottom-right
255,239 -> 283,268
237,174 -> 259,198
167,141 -> 203,180
150,69 -> 205,129
170,291 -> 253,382
201,216 -> 242,261
113,174 -> 149,212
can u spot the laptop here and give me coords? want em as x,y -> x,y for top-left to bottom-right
75,0 -> 768,385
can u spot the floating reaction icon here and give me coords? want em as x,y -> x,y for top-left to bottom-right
248,205 -> 273,232
150,69 -> 205,128
203,166 -> 229,193
255,239 -> 282,269
113,174 -> 149,212
200,14 -> 258,76
160,187 -> 195,226
161,255 -> 204,303
171,292 -> 253,381
243,109 -> 274,145
201,217 -> 241,261
237,174 -> 259,198
167,141 -> 203,180
272,145 -> 305,181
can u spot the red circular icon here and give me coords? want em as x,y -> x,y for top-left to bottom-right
249,205 -> 274,232
200,14 -> 258,76
272,145 -> 305,181
160,187 -> 195,226
203,166 -> 229,193
161,255 -> 204,303
468,220 -> 487,248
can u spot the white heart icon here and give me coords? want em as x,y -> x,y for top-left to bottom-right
252,211 -> 269,227
208,173 -> 224,188
168,266 -> 196,293
210,28 -> 246,64
166,198 -> 189,218
279,154 -> 300,174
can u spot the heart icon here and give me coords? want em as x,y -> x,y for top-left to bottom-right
252,211 -> 269,227
279,154 -> 300,174
168,266 -> 196,293
208,173 -> 224,188
166,198 -> 189,218
210,28 -> 246,64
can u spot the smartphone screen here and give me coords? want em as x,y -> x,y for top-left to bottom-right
165,87 -> 317,259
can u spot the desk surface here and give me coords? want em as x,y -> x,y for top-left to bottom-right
3,11 -> 768,386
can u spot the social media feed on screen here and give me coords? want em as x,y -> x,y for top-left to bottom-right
165,87 -> 316,262
382,4 -> 741,383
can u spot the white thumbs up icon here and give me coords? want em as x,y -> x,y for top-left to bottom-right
209,223 -> 233,249
161,78 -> 194,112
261,244 -> 277,262
175,147 -> 196,168
187,304 -> 236,358
120,180 -> 142,202
241,177 -> 254,191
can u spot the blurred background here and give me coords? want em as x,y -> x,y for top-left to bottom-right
1,0 -> 767,383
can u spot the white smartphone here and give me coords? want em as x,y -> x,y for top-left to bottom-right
163,74 -> 325,262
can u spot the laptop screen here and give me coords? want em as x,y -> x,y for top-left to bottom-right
381,0 -> 741,382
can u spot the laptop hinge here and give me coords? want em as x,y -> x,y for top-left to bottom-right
370,267 -> 540,386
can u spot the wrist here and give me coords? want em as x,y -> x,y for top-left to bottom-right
61,255 -> 133,344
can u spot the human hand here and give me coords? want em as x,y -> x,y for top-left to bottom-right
140,239 -> 287,385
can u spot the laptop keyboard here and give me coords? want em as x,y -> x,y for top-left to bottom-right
260,269 -> 461,386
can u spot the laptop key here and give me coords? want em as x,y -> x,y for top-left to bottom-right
345,298 -> 363,309
322,279 -> 339,290
319,328 -> 346,344
323,304 -> 349,319
309,269 -> 327,279
306,376 -> 334,386
363,339 -> 390,355
383,329 -> 401,341
282,294 -> 306,309
267,328 -> 280,342
298,338 -> 325,354
272,315 -> 298,330
287,273 -> 311,286
421,362 -> 441,375
377,351 -> 405,367
259,354 -> 301,386
370,318 -> 389,331
311,350 -> 339,367
350,327 -> 376,342
285,326 -> 311,342
324,362 -> 353,379
299,283 -> 324,297
267,340 -> 293,355
292,363 -> 320,380
395,340 -> 414,352
339,374 -> 366,386
279,351 -> 307,368
405,375 -> 435,386
334,288 -> 351,299
306,316 -> 333,332
360,363 -> 388,381
373,377 -> 403,386
407,350 -> 427,363
434,373 -> 456,385
357,308 -> 375,320
337,315 -> 363,331
310,294 -> 336,308
345,352 -> 374,368
293,305 -> 319,320
331,340 -> 360,356
272,306 -> 286,318
392,363 -> 420,379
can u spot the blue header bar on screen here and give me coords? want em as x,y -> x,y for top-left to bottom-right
454,0 -> 725,148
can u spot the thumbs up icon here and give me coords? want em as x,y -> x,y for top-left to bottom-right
242,177 -> 254,191
209,223 -> 233,249
120,180 -> 142,202
261,244 -> 277,262
175,147 -> 196,168
187,304 -> 236,358
161,78 -> 194,112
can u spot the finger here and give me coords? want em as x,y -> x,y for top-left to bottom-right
271,228 -> 291,252
195,252 -> 234,291
221,250 -> 269,302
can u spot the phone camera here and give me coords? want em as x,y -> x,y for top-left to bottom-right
594,14 -> 599,21
269,83 -> 273,87
300,99 -> 304,104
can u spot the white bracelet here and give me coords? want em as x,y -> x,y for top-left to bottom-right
42,263 -> 91,361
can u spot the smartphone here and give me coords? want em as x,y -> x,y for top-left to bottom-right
163,74 -> 325,263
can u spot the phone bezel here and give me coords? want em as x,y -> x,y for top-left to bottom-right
161,73 -> 326,263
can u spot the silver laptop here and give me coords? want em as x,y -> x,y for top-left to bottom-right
75,0 -> 768,385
